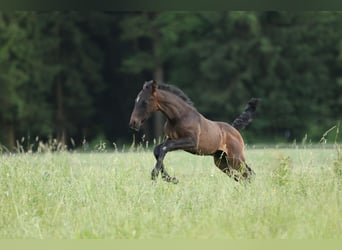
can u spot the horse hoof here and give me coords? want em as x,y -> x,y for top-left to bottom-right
171,177 -> 179,184
151,169 -> 159,181
161,175 -> 179,184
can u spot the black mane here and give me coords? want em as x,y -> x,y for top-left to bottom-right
158,83 -> 194,107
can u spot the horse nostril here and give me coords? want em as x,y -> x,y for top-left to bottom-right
129,120 -> 140,131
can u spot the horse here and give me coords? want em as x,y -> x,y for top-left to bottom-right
129,80 -> 259,184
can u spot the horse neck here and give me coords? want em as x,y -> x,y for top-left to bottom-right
156,90 -> 192,121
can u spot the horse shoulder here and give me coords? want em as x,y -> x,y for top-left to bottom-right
164,112 -> 201,139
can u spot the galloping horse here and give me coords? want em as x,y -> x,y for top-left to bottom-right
129,80 -> 259,183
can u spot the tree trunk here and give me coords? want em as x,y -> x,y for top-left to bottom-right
56,79 -> 66,145
0,122 -> 16,150
152,16 -> 165,142
8,123 -> 15,150
153,66 -> 164,141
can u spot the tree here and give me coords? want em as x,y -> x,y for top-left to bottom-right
1,11 -> 342,148
119,12 -> 203,140
36,12 -> 105,145
257,11 -> 342,140
0,12 -> 47,149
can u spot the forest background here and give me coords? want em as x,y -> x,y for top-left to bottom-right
1,11 -> 342,150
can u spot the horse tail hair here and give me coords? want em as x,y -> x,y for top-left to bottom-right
231,98 -> 260,131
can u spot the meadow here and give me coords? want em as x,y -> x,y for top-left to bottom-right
0,144 -> 341,239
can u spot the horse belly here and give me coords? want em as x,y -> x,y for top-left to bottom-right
197,137 -> 221,155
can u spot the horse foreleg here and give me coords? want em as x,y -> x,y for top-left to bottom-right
151,138 -> 196,183
152,143 -> 174,183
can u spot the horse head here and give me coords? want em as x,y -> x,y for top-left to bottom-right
129,80 -> 159,131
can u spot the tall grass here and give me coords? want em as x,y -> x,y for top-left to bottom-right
0,144 -> 341,239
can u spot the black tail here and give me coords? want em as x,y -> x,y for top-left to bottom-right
231,98 -> 260,131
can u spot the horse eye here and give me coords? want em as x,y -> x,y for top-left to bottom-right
141,100 -> 147,107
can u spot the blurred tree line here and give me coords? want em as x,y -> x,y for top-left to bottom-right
0,11 -> 341,150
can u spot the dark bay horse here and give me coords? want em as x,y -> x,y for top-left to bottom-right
129,80 -> 259,183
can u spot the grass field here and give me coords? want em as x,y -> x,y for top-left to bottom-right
0,145 -> 341,239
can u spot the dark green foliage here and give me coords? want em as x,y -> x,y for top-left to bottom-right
0,11 -> 342,149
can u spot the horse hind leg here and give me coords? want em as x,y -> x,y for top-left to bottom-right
245,164 -> 255,176
241,163 -> 256,182
213,151 -> 255,182
213,151 -> 239,181
232,160 -> 255,182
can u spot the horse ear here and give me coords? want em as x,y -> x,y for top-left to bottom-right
151,80 -> 157,94
143,81 -> 149,90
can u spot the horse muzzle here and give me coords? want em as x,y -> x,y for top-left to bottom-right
129,118 -> 144,131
